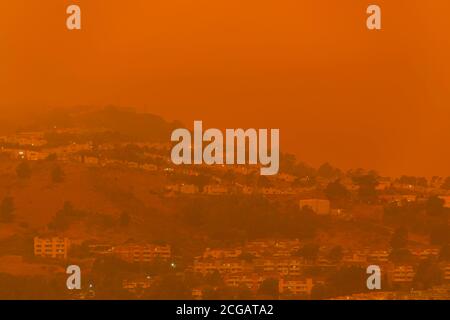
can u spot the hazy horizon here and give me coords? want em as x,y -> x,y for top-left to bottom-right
2,0 -> 450,176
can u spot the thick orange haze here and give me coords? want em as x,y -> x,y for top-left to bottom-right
1,0 -> 449,176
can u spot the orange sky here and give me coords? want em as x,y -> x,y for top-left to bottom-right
1,0 -> 449,176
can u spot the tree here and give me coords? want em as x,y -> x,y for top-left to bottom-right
204,270 -> 223,287
327,266 -> 367,297
397,176 -> 427,188
430,224 -> 450,246
292,175 -> 316,188
413,259 -> 443,290
119,211 -> 131,227
191,174 -> 211,192
383,201 -> 421,226
16,162 -> 31,179
149,274 -> 191,299
327,246 -> 344,263
280,153 -> 297,174
318,162 -> 341,179
324,180 -> 350,207
48,201 -> 76,231
61,201 -> 75,215
311,283 -> 330,300
297,243 -> 320,262
258,278 -> 279,298
51,165 -> 65,183
234,285 -> 253,299
201,286 -> 222,300
425,196 -> 445,216
46,153 -> 58,161
441,177 -> 450,190
0,197 -> 15,223
292,162 -> 316,179
389,248 -> 414,264
352,174 -> 378,203
390,227 -> 408,250
69,241 -> 91,259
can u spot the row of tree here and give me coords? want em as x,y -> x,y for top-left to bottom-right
16,161 -> 65,183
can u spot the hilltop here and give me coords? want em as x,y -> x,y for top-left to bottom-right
0,106 -> 181,143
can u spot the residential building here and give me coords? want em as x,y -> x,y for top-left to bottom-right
441,264 -> 450,281
279,277 -> 314,296
122,276 -> 154,292
34,237 -> 70,259
391,265 -> 415,284
166,184 -> 199,194
113,243 -> 171,263
367,250 -> 389,263
203,248 -> 243,259
203,184 -> 228,195
223,273 -> 266,292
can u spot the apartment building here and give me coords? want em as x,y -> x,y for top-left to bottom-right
113,243 -> 171,263
3,132 -> 46,147
166,184 -> 199,194
367,250 -> 389,263
411,248 -> 439,260
193,259 -> 251,275
34,237 -> 70,259
122,276 -> 154,293
23,150 -> 50,161
253,258 -> 303,276
192,288 -> 204,300
343,251 -> 368,266
244,239 -> 300,257
223,273 -> 266,292
391,265 -> 415,284
203,248 -> 243,259
279,277 -> 314,296
203,184 -> 228,195
442,264 -> 450,281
